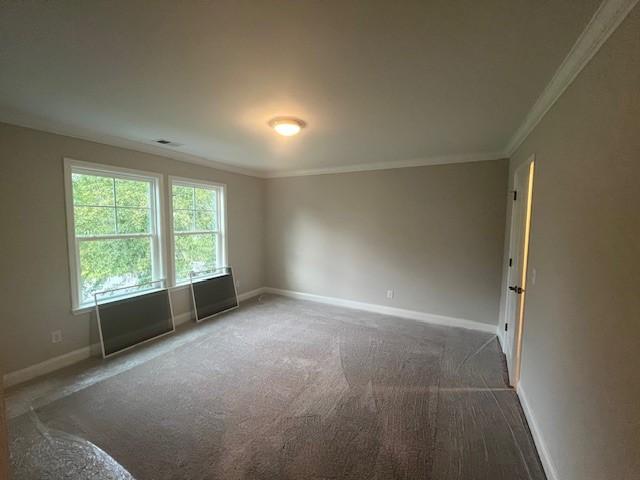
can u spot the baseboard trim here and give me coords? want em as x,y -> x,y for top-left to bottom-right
173,312 -> 193,326
4,287 -> 268,388
517,384 -> 559,480
238,287 -> 267,303
4,287 -> 488,388
264,287 -> 496,334
3,346 -> 92,389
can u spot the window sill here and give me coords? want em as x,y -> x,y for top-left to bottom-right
71,274 -> 230,315
72,286 -> 166,315
174,271 -> 230,288
72,305 -> 95,316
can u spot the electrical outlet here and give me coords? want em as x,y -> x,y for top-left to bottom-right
386,289 -> 394,299
51,330 -> 62,344
531,268 -> 537,285
235,280 -> 240,289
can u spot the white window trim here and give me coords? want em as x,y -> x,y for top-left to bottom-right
63,158 -> 167,313
168,176 -> 228,287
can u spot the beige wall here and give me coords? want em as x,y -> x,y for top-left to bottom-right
0,123 -> 265,374
0,124 -> 508,377
498,5 -> 640,480
0,366 -> 7,480
265,160 -> 508,325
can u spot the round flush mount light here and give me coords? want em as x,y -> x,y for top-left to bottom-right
268,117 -> 306,136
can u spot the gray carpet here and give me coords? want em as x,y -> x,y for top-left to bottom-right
8,295 -> 546,479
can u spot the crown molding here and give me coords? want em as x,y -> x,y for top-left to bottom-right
263,152 -> 506,178
0,112 -> 267,178
505,0 -> 640,156
2,111 -> 505,178
3,0 -> 637,176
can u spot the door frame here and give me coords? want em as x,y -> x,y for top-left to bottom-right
503,154 -> 536,387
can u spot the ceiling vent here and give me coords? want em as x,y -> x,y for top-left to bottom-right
154,139 -> 184,147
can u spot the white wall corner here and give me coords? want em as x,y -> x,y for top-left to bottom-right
517,384 -> 560,480
263,287 -> 497,334
505,0 -> 640,156
237,287 -> 267,303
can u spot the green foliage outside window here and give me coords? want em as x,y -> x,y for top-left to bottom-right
172,184 -> 218,282
70,173 -> 223,304
72,173 -> 154,304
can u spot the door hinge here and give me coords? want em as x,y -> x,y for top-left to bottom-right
509,258 -> 513,267
505,323 -> 508,332
513,190 -> 518,201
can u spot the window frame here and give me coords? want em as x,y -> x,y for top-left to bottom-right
63,158 -> 167,313
168,176 -> 228,286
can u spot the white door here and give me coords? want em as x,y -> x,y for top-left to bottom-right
504,157 -> 535,386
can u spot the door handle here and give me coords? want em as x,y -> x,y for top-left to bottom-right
508,285 -> 524,294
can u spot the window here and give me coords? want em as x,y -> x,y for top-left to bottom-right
170,178 -> 226,284
64,159 -> 164,310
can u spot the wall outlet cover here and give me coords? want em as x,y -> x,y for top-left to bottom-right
51,330 -> 63,343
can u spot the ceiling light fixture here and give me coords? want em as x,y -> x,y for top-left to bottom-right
268,117 -> 306,136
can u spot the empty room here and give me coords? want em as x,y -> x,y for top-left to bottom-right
1,1 -> 639,479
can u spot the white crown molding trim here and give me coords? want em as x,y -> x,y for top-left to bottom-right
263,152 -> 506,178
2,113 -> 506,179
3,346 -> 92,389
517,384 -> 559,480
0,112 -> 267,178
505,0 -> 639,156
264,287 -> 497,334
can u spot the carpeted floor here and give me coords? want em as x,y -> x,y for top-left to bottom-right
8,294 -> 546,479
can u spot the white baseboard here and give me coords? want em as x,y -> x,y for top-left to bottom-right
4,286 -> 488,389
517,384 -> 559,480
238,287 -> 267,303
173,312 -> 193,326
3,346 -> 92,389
264,287 -> 496,334
4,287 -> 268,389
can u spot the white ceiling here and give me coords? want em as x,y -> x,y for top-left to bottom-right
0,0 -> 601,176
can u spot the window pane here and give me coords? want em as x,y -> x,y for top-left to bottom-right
74,206 -> 116,236
195,210 -> 215,231
195,187 -> 216,211
78,237 -> 153,304
115,178 -> 150,207
172,185 -> 193,210
117,208 -> 150,234
72,173 -> 114,206
174,233 -> 216,282
173,210 -> 194,232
